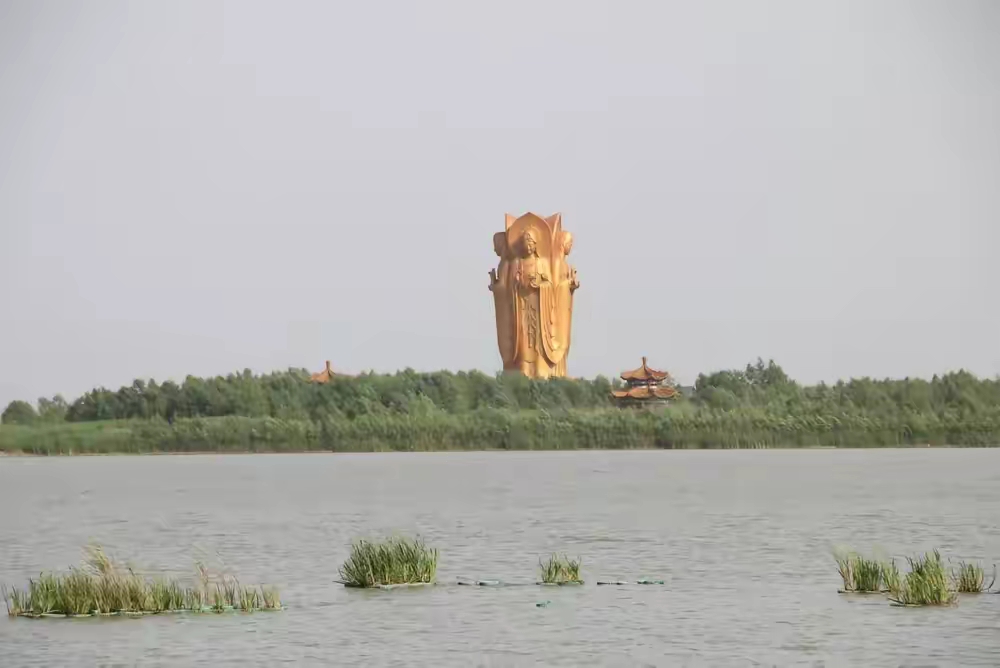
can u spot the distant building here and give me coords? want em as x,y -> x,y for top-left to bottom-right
611,357 -> 679,407
310,360 -> 336,384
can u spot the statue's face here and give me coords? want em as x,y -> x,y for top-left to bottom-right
493,233 -> 505,257
523,232 -> 537,255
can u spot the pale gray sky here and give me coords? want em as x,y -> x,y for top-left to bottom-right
1,0 -> 998,407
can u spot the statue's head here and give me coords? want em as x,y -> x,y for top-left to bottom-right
522,229 -> 538,256
493,232 -> 507,258
561,232 -> 574,255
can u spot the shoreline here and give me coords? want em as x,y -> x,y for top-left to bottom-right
0,443 -> 973,457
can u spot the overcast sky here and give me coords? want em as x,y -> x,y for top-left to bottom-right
1,0 -> 998,406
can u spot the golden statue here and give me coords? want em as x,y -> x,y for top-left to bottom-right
489,212 -> 579,378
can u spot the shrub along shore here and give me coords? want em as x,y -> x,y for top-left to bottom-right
2,407 -> 999,454
2,360 -> 999,454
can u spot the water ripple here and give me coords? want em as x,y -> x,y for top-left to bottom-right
1,450 -> 998,665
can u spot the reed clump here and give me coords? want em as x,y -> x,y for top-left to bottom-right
538,554 -> 582,584
2,545 -> 281,617
952,561 -> 996,593
834,551 -> 895,593
888,550 -> 956,606
338,536 -> 438,588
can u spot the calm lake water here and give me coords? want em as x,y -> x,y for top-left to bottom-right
1,450 -> 999,667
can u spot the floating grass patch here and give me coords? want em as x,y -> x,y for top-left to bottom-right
337,536 -> 438,588
834,551 -> 894,593
2,545 -> 281,618
881,559 -> 901,594
952,561 -> 996,593
888,550 -> 956,606
538,554 -> 582,585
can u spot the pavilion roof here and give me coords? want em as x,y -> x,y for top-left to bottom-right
310,360 -> 335,384
612,385 -> 678,400
620,357 -> 671,383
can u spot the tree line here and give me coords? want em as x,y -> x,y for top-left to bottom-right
3,358 -> 998,428
1,368 -> 617,425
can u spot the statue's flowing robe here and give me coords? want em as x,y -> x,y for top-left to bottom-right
492,252 -> 518,367
513,254 -> 560,378
549,237 -> 575,377
553,264 -> 575,377
539,276 -> 563,368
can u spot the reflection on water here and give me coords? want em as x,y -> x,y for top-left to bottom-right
1,450 -> 999,666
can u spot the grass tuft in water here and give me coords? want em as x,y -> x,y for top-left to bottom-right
888,550 -> 956,606
2,545 -> 281,617
338,536 -> 438,588
834,551 -> 893,592
881,559 -> 901,594
952,561 -> 996,593
261,586 -> 281,609
538,554 -> 582,584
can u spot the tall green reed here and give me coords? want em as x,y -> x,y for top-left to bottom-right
538,554 -> 582,584
952,561 -> 995,593
3,545 -> 280,616
834,551 -> 894,592
338,536 -> 438,587
888,551 -> 956,606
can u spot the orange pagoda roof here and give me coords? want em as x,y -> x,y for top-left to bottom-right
310,360 -> 335,383
620,357 -> 671,383
612,385 -> 678,400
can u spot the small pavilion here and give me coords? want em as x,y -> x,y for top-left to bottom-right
611,357 -> 679,407
310,360 -> 336,384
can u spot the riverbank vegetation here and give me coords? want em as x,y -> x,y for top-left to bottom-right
3,360 -> 1000,453
3,546 -> 280,617
337,536 -> 438,588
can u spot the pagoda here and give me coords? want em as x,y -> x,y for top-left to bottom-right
611,357 -> 679,406
310,360 -> 336,384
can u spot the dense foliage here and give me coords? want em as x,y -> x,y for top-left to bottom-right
2,359 -> 999,452
6,369 -> 616,423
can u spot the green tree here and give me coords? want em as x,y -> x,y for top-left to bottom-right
2,400 -> 37,425
37,395 -> 68,422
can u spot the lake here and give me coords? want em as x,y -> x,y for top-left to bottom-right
1,449 -> 999,666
